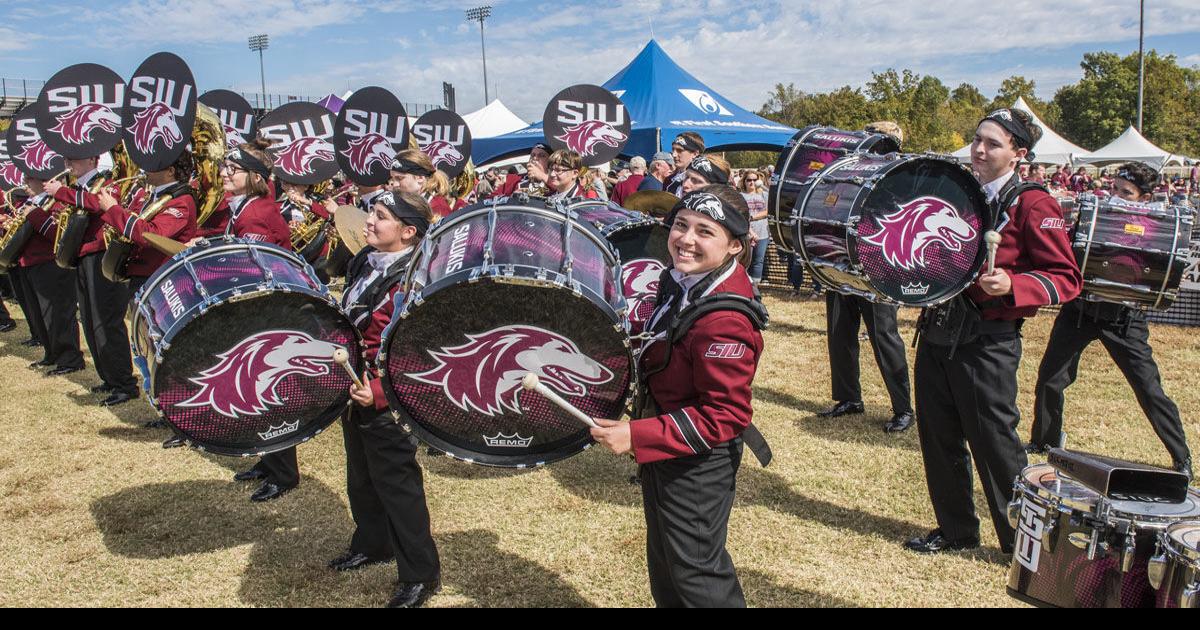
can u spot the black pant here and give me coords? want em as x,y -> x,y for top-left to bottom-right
641,441 -> 746,608
826,292 -> 912,414
1032,302 -> 1191,466
252,447 -> 299,488
0,276 -> 12,325
915,332 -> 1027,551
76,253 -> 136,392
6,269 -> 36,336
23,262 -> 84,369
342,407 -> 440,582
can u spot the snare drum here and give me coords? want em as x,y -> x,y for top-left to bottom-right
1007,463 -> 1200,608
130,237 -> 362,456
380,198 -> 634,468
769,126 -> 899,254
1149,521 -> 1200,608
1073,194 -> 1192,310
794,152 -> 990,307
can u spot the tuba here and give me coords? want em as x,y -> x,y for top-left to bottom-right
289,179 -> 332,262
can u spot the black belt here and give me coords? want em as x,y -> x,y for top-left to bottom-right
976,319 -> 1023,336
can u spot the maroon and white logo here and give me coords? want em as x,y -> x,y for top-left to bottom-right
0,162 -> 23,188
422,140 -> 464,170
622,258 -> 665,324
407,325 -> 614,417
705,343 -> 747,359
17,140 -> 58,172
275,137 -> 336,178
127,103 -> 183,154
554,120 -> 627,158
48,104 -> 121,145
223,125 -> 246,149
177,330 -> 344,419
340,133 -> 396,177
860,196 -> 977,271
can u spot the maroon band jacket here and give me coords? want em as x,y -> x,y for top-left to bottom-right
226,196 -> 291,249
50,179 -> 123,257
20,197 -> 65,267
100,188 -> 198,278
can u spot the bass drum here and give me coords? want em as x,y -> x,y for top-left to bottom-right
1073,194 -> 1192,310
130,238 -> 362,456
380,198 -> 634,468
794,153 -> 991,307
769,126 -> 899,254
568,199 -> 670,337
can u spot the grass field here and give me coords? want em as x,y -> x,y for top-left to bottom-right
0,292 -> 1197,607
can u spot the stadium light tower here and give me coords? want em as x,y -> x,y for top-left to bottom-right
248,34 -> 269,110
466,6 -> 492,104
1136,0 -> 1145,131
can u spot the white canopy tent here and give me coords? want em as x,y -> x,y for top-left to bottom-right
952,97 -> 1091,166
1074,125 -> 1185,172
462,99 -> 527,139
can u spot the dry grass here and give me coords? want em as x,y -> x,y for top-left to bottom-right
0,294 -> 1197,607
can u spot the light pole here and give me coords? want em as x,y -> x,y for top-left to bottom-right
248,34 -> 269,111
1136,0 -> 1145,131
466,6 -> 492,105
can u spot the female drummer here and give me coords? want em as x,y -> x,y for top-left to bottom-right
591,185 -> 763,608
546,150 -> 599,202
678,154 -> 731,197
423,170 -> 466,220
388,149 -> 434,196
333,190 -> 441,608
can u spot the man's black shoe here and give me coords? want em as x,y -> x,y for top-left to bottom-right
47,365 -> 83,377
250,482 -> 294,503
0,321 -> 16,333
884,412 -> 914,433
1174,459 -> 1193,483
162,434 -> 186,449
28,359 -> 54,370
385,580 -> 440,608
101,390 -> 137,407
91,383 -> 116,394
234,468 -> 268,482
817,401 -> 865,418
21,338 -> 40,347
328,550 -> 391,572
903,529 -> 980,554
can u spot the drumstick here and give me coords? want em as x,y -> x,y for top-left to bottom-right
521,373 -> 600,429
985,230 -> 1002,275
332,348 -> 364,390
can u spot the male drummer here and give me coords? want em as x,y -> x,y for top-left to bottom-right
1029,162 -> 1193,480
666,133 -> 705,197
906,109 -> 1081,555
818,122 -> 913,433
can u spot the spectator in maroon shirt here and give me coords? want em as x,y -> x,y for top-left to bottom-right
611,156 -> 647,206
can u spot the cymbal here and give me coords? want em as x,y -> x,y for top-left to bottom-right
142,233 -> 188,257
620,190 -> 678,219
333,204 -> 369,255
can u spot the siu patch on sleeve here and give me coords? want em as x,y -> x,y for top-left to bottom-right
705,343 -> 746,359
1040,217 -> 1066,231
165,208 -> 184,219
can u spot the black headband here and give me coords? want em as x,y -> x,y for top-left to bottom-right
672,134 -> 703,154
532,143 -> 552,157
668,190 -> 749,238
686,156 -> 729,186
375,191 -> 430,236
982,109 -> 1036,159
227,148 -> 272,180
390,157 -> 434,177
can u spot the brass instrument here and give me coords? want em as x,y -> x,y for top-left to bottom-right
291,180 -> 356,263
451,158 -> 478,204
0,190 -> 36,271
52,170 -> 118,269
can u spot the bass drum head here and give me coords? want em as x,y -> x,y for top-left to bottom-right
382,281 -> 633,468
852,156 -> 990,306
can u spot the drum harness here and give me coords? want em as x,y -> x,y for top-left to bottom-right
633,258 -> 773,467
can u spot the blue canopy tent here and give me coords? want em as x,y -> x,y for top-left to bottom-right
473,40 -> 796,165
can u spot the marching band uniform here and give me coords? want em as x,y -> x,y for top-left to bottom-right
20,194 -> 85,372
99,181 -> 198,295
821,293 -> 913,430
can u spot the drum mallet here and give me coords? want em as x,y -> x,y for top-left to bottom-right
521,373 -> 600,429
332,348 -> 365,390
985,230 -> 1002,275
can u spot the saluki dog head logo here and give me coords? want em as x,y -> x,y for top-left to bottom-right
622,258 -> 665,323
341,133 -> 396,176
49,103 -> 122,145
16,140 -> 58,172
128,103 -> 183,154
422,140 -> 464,170
406,325 -> 614,417
223,125 -> 247,150
682,192 -> 726,221
860,196 -> 977,272
0,162 -> 23,187
178,330 -> 343,418
554,120 -> 627,158
275,137 -> 335,178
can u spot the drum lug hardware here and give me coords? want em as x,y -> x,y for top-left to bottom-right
1147,548 -> 1168,590
1119,529 -> 1138,573
1183,583 -> 1200,608
1006,497 -> 1022,529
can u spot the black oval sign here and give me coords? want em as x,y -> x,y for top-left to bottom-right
36,63 -> 126,159
542,84 -> 631,167
259,101 -> 339,185
7,103 -> 66,181
333,86 -> 409,186
0,135 -> 25,191
200,89 -> 257,150
122,52 -> 197,172
412,109 -> 472,179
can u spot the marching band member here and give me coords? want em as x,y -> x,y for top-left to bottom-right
666,132 -> 705,197
43,156 -> 138,404
546,150 -> 598,202
334,190 -> 441,608
490,143 -> 551,198
423,170 -> 466,219
677,154 -> 731,196
387,149 -> 434,197
591,186 -> 766,608
1029,162 -> 1192,479
0,194 -> 24,334
906,109 -> 1082,555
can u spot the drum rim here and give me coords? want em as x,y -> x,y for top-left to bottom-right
1019,463 -> 1101,514
1162,521 -> 1200,564
566,198 -> 666,238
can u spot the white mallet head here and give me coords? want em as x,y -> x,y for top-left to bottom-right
985,230 -> 1002,247
332,348 -> 350,365
521,373 -> 540,391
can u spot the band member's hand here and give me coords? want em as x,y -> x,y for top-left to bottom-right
44,179 -> 63,196
286,189 -> 311,208
96,189 -> 117,211
590,419 -> 632,455
322,198 -> 338,216
350,375 -> 374,407
289,219 -> 302,229
978,269 -> 1013,296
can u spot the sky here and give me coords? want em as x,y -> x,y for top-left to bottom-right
2,0 -> 1199,123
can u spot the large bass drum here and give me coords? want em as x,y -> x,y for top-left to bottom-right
794,153 -> 990,307
130,237 -> 362,456
1072,194 -> 1192,311
769,126 -> 899,254
380,197 -> 634,468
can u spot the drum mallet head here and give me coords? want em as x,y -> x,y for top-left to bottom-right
984,230 -> 1002,275
332,347 -> 364,389
521,373 -> 600,429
